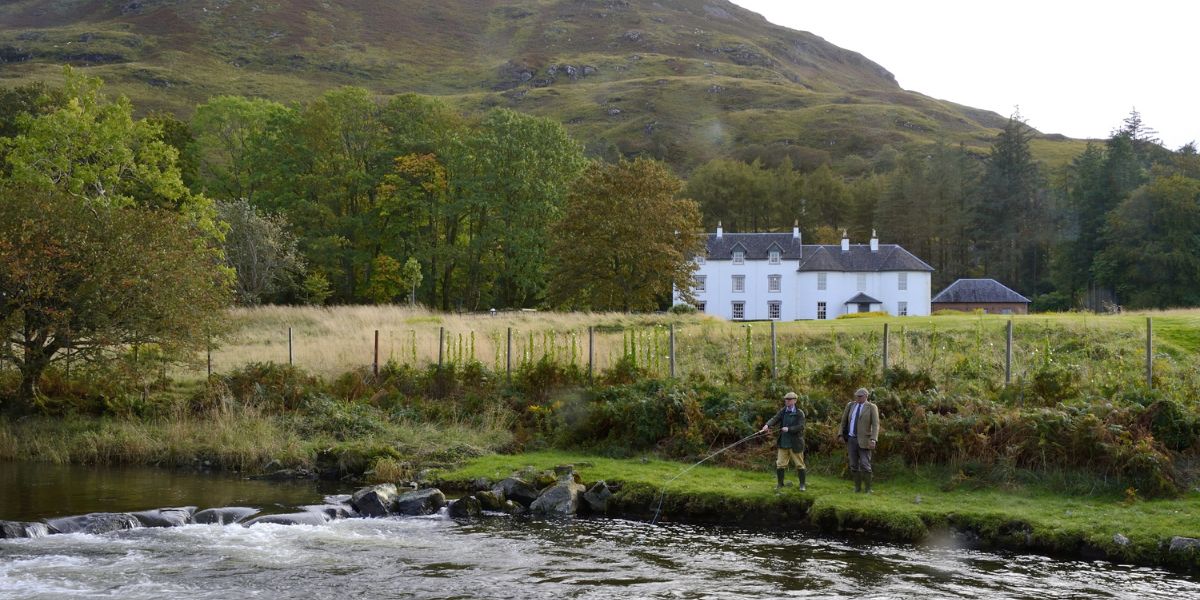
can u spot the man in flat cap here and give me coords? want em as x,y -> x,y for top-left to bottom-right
839,387 -> 880,493
761,391 -> 806,491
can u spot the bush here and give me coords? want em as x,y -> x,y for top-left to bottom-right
669,303 -> 697,315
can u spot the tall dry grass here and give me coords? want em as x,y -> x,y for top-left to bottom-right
189,305 -> 1199,391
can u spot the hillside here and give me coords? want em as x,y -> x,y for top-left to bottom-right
0,0 -> 1088,169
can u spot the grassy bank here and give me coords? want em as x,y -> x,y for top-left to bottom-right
439,450 -> 1200,572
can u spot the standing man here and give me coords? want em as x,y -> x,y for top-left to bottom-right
840,387 -> 880,493
761,391 -> 806,491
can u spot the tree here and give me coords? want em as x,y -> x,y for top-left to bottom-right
686,159 -> 767,232
190,95 -> 290,201
548,159 -> 704,311
0,188 -> 231,408
976,114 -> 1046,293
1094,175 -> 1200,308
217,199 -> 305,305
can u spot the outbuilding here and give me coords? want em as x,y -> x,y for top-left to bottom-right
931,278 -> 1031,314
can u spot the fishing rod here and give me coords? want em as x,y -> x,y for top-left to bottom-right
649,428 -> 768,525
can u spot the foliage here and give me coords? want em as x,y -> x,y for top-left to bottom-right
0,188 -> 231,407
548,158 -> 704,311
217,199 -> 305,305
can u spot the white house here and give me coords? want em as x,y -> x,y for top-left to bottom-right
674,224 -> 933,320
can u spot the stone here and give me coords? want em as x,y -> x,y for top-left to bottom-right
1169,536 -> 1200,553
530,479 -> 586,516
492,477 -> 539,507
192,507 -> 260,525
469,477 -> 493,492
45,513 -> 141,535
1113,533 -> 1130,546
582,481 -> 613,514
0,520 -> 50,538
447,496 -> 482,519
131,507 -> 196,527
243,512 -> 330,527
394,488 -> 446,516
607,108 -> 622,116
300,504 -> 357,520
351,483 -> 399,517
475,490 -> 507,511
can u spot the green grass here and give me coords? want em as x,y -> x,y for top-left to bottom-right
441,450 -> 1200,567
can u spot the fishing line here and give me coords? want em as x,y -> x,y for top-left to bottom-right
649,429 -> 767,525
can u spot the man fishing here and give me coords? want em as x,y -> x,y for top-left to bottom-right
760,391 -> 806,491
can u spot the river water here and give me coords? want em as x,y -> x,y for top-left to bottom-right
1,463 -> 1196,599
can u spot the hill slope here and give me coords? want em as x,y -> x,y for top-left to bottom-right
0,0 -> 1087,169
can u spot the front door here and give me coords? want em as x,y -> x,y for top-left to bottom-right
857,303 -> 870,313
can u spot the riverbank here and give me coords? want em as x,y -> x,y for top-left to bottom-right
437,450 -> 1200,573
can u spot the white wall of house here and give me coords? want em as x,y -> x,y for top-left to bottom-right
676,247 -> 932,320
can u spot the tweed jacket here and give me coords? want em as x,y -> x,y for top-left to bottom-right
839,400 -> 880,443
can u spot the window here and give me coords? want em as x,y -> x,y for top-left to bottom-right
732,250 -> 744,265
696,302 -> 706,313
768,274 -> 781,293
898,272 -> 908,291
817,272 -> 827,291
768,301 -> 781,320
769,249 -> 781,264
695,255 -> 705,265
857,273 -> 867,291
1001,308 -> 1014,315
695,275 -> 706,293
898,301 -> 908,316
817,301 -> 827,320
732,301 -> 745,320
732,275 -> 745,293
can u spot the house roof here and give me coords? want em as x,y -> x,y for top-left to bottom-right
844,292 -> 882,305
932,279 -> 1031,304
704,233 -> 934,272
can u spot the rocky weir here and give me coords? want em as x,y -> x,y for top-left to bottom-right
0,464 -> 614,540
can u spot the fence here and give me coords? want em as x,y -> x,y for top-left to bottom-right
190,316 -> 1165,390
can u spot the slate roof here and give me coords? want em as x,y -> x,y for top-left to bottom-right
844,293 -> 882,304
703,233 -> 934,273
932,279 -> 1031,304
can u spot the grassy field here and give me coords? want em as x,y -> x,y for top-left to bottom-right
202,305 -> 1199,385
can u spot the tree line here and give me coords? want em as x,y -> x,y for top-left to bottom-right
689,112 -> 1200,310
0,69 -> 700,406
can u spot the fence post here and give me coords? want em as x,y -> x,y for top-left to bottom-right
288,327 -> 293,366
1146,317 -> 1153,388
770,320 -> 777,379
1005,320 -> 1013,386
588,326 -> 594,383
373,329 -> 379,376
438,327 -> 445,367
882,322 -> 889,371
669,324 -> 676,378
506,327 -> 512,382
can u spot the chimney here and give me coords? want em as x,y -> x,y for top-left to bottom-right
840,229 -> 849,253
716,221 -> 723,239
870,229 -> 879,252
792,219 -> 800,240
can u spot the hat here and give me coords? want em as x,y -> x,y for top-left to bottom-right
783,392 -> 798,400
854,388 -> 869,398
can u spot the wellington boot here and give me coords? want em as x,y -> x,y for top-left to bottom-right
853,471 -> 862,493
797,469 -> 807,491
775,468 -> 786,490
864,472 -> 873,494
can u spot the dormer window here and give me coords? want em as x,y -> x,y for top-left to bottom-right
768,249 -> 781,264
732,250 -> 744,265
695,255 -> 706,266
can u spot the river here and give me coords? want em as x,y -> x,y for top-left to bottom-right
1,462 -> 1196,599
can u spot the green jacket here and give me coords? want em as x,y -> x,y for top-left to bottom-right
766,407 -> 805,450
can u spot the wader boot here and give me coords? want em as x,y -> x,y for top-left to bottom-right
853,470 -> 862,493
797,469 -> 807,491
864,471 -> 873,494
776,468 -> 786,490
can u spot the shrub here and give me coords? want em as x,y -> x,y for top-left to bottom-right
669,303 -> 697,315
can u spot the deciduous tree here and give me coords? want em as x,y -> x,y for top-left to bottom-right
548,159 -> 704,311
